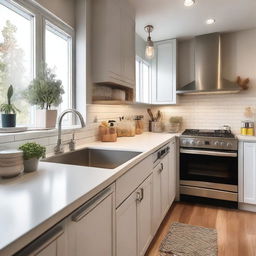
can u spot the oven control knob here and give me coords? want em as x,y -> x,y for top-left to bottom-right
190,140 -> 195,146
182,139 -> 188,145
227,142 -> 233,148
214,141 -> 220,147
196,140 -> 203,146
220,141 -> 225,147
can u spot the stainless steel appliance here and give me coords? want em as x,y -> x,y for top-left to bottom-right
176,33 -> 241,95
179,129 -> 238,207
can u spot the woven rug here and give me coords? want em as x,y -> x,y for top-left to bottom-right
159,222 -> 218,256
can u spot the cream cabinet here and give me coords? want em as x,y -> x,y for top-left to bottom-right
152,39 -> 177,104
116,175 -> 153,256
242,142 -> 256,204
92,0 -> 135,88
168,140 -> 177,204
152,141 -> 176,234
66,185 -> 114,256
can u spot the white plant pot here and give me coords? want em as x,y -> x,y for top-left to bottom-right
24,158 -> 39,173
36,109 -> 57,129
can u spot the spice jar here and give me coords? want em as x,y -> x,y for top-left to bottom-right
247,121 -> 254,136
241,121 -> 247,135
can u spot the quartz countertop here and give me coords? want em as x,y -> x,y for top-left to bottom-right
236,135 -> 256,142
0,132 -> 177,256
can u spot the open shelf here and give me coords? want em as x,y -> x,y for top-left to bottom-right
92,100 -> 134,105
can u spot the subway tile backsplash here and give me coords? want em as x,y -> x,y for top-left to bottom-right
0,93 -> 255,153
0,104 -> 150,154
158,94 -> 256,134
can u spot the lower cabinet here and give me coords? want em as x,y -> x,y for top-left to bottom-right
242,142 -> 256,204
66,185 -> 114,256
168,140 -> 176,204
116,175 -> 153,256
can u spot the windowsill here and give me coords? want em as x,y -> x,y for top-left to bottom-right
0,125 -> 86,144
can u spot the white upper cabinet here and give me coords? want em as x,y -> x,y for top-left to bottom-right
92,0 -> 135,88
243,142 -> 256,204
152,39 -> 177,104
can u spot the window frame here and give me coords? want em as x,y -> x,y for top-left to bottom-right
0,0 -> 75,126
136,55 -> 152,104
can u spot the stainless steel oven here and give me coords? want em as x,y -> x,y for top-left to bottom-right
179,129 -> 238,207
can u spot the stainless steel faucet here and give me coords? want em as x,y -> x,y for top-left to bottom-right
54,109 -> 86,154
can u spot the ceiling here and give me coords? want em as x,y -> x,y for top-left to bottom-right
129,0 -> 256,41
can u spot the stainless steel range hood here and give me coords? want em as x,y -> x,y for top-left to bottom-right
176,33 -> 241,95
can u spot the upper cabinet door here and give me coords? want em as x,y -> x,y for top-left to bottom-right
152,39 -> 177,105
243,142 -> 256,204
92,0 -> 135,88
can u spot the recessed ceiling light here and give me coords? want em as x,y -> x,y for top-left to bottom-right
184,0 -> 195,7
206,18 -> 216,25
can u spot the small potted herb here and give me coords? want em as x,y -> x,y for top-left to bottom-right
25,64 -> 64,128
19,142 -> 46,172
0,85 -> 20,127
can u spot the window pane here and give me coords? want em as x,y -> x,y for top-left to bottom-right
0,1 -> 34,125
45,22 -> 72,125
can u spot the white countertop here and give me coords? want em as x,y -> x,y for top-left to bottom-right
236,135 -> 256,142
0,132 -> 177,256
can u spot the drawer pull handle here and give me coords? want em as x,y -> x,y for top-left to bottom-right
15,226 -> 64,256
72,186 -> 112,222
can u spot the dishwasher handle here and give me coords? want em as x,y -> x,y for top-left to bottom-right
71,185 -> 112,222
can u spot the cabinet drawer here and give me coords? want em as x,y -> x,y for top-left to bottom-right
116,155 -> 153,207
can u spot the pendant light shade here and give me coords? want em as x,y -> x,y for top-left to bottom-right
144,25 -> 154,59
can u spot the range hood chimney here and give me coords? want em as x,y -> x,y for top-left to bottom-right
176,33 -> 241,95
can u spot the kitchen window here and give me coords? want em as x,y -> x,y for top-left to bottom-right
136,56 -> 151,104
0,0 -> 74,126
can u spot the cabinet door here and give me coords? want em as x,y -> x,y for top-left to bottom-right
152,162 -> 162,234
244,143 -> 256,204
122,9 -> 135,87
116,192 -> 137,256
68,188 -> 114,256
161,156 -> 170,218
106,0 -> 122,78
168,141 -> 176,205
137,175 -> 153,256
152,39 -> 177,105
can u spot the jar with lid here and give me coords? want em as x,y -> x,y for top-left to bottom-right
247,121 -> 254,136
241,121 -> 247,135
135,115 -> 144,135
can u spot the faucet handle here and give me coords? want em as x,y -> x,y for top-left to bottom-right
54,144 -> 64,154
69,135 -> 75,152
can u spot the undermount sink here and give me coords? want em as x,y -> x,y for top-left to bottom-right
42,148 -> 142,169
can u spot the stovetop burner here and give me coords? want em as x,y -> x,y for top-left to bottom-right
182,129 -> 235,138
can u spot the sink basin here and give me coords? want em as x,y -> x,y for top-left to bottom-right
42,148 -> 142,169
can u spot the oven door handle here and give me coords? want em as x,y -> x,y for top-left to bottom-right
180,149 -> 237,157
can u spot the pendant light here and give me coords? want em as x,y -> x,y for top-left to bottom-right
144,25 -> 154,59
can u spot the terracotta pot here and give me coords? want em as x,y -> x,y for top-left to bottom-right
36,109 -> 57,129
24,158 -> 39,173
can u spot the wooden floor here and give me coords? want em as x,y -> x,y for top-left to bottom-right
146,202 -> 256,256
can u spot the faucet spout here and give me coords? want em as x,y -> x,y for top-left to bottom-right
55,109 -> 86,154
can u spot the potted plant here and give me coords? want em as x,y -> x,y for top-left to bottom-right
0,85 -> 20,127
19,142 -> 46,173
25,64 -> 64,128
